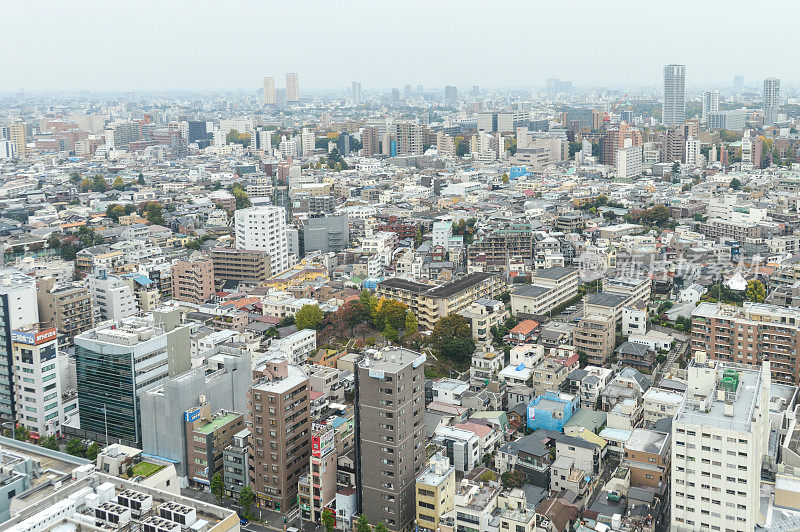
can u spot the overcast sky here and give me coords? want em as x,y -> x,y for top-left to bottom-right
1,0 -> 796,93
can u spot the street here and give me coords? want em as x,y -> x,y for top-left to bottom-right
180,487 -> 302,532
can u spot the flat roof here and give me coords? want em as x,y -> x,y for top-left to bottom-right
533,266 -> 577,281
379,277 -> 430,293
195,412 -> 241,435
585,292 -> 629,308
427,272 -> 495,298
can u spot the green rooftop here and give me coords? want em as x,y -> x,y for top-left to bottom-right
130,461 -> 165,478
195,413 -> 240,435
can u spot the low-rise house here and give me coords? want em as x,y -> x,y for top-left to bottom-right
623,428 -> 670,488
527,391 -> 579,432
642,388 -> 684,427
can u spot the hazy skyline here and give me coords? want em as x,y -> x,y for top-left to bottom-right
2,0 -> 797,92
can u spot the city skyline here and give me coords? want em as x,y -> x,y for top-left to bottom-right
1,0 -> 799,91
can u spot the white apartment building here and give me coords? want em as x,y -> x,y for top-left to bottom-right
432,217 -> 453,251
685,136 -> 701,168
671,353 -> 770,532
11,326 -> 74,436
617,143 -> 643,179
643,387 -> 684,427
263,328 -> 317,365
702,90 -> 720,123
88,274 -> 137,321
235,205 -> 289,275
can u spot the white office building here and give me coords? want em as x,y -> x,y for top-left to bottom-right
617,143 -> 643,179
234,205 -> 289,275
88,274 -> 137,321
432,217 -> 453,251
670,353 -> 770,532
764,77 -> 781,125
685,136 -> 701,168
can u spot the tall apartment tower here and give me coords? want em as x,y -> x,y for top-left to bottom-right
764,77 -> 781,125
362,126 -> 379,157
663,64 -> 686,127
670,353 -> 769,532
355,347 -> 426,531
263,77 -> 276,105
235,205 -> 290,275
171,257 -> 214,305
733,75 -> 744,93
286,73 -> 300,104
9,123 -> 29,159
352,81 -> 362,106
701,90 -> 719,123
444,85 -> 458,103
393,122 -> 423,155
249,358 -> 310,512
0,270 -> 39,422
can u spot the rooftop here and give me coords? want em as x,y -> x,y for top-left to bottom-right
194,412 -> 241,435
533,266 -> 577,281
585,292 -> 629,308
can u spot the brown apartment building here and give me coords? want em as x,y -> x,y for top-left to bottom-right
573,314 -> 616,365
171,256 -> 215,304
37,276 -> 93,347
356,347 -> 426,531
184,404 -> 244,488
250,359 -> 311,512
622,428 -> 670,488
211,248 -> 272,285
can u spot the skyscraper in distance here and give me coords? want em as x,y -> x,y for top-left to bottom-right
662,64 -> 686,127
764,77 -> 781,125
444,85 -> 458,103
286,72 -> 300,104
701,90 -> 719,123
352,81 -> 362,106
263,76 -> 276,105
733,75 -> 744,92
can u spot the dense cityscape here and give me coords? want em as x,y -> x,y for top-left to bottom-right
2,7 -> 800,532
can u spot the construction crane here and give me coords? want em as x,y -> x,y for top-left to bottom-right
603,93 -> 629,123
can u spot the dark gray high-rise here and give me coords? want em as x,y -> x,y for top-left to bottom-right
355,348 -> 426,532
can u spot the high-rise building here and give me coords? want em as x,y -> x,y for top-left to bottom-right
9,122 -> 29,159
303,215 -> 349,253
37,276 -> 93,348
352,81 -> 362,106
764,77 -> 781,125
733,75 -> 744,92
670,353 -> 769,532
263,76 -> 276,105
249,358 -> 311,512
0,140 -> 16,159
444,85 -> 458,103
301,128 -> 315,157
286,72 -> 300,104
11,325 -> 69,437
393,122 -> 423,155
404,84 -> 412,99
362,126 -> 379,157
171,257 -> 214,305
0,270 -> 39,422
74,310 -> 192,447
235,206 -> 289,275
186,120 -> 207,143
663,64 -> 686,127
616,143 -> 643,179
355,347 -> 426,531
701,90 -> 719,123
684,136 -> 701,167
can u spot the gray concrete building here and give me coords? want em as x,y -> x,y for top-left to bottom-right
303,215 -> 349,254
356,347 -> 426,531
140,350 -> 251,477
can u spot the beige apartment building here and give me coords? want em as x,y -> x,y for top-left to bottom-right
171,257 -> 215,305
249,359 -> 311,512
573,314 -> 616,365
37,276 -> 93,347
376,272 -> 504,330
211,247 -> 272,284
510,266 -> 579,318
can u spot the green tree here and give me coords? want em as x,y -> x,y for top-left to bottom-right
500,469 -> 527,489
91,174 -> 108,192
86,442 -> 100,460
238,486 -> 254,518
356,515 -> 371,532
225,129 -> 251,147
113,176 -> 125,190
69,171 -> 82,184
66,438 -> 86,457
383,323 -> 399,342
479,470 -> 496,483
374,523 -> 388,532
137,173 -> 145,185
13,425 -> 30,442
322,508 -> 336,532
47,234 -> 62,249
210,473 -> 225,504
39,435 -> 59,450
142,202 -> 166,225
404,311 -> 418,336
456,138 -> 469,157
578,350 -> 588,368
730,178 -> 742,190
376,299 -> 408,331
745,279 -> 766,303
414,226 -> 424,247
501,172 -> 509,183
295,304 -> 323,330
671,161 -> 680,175
431,314 -> 476,364
482,453 -> 493,466
229,183 -> 251,210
